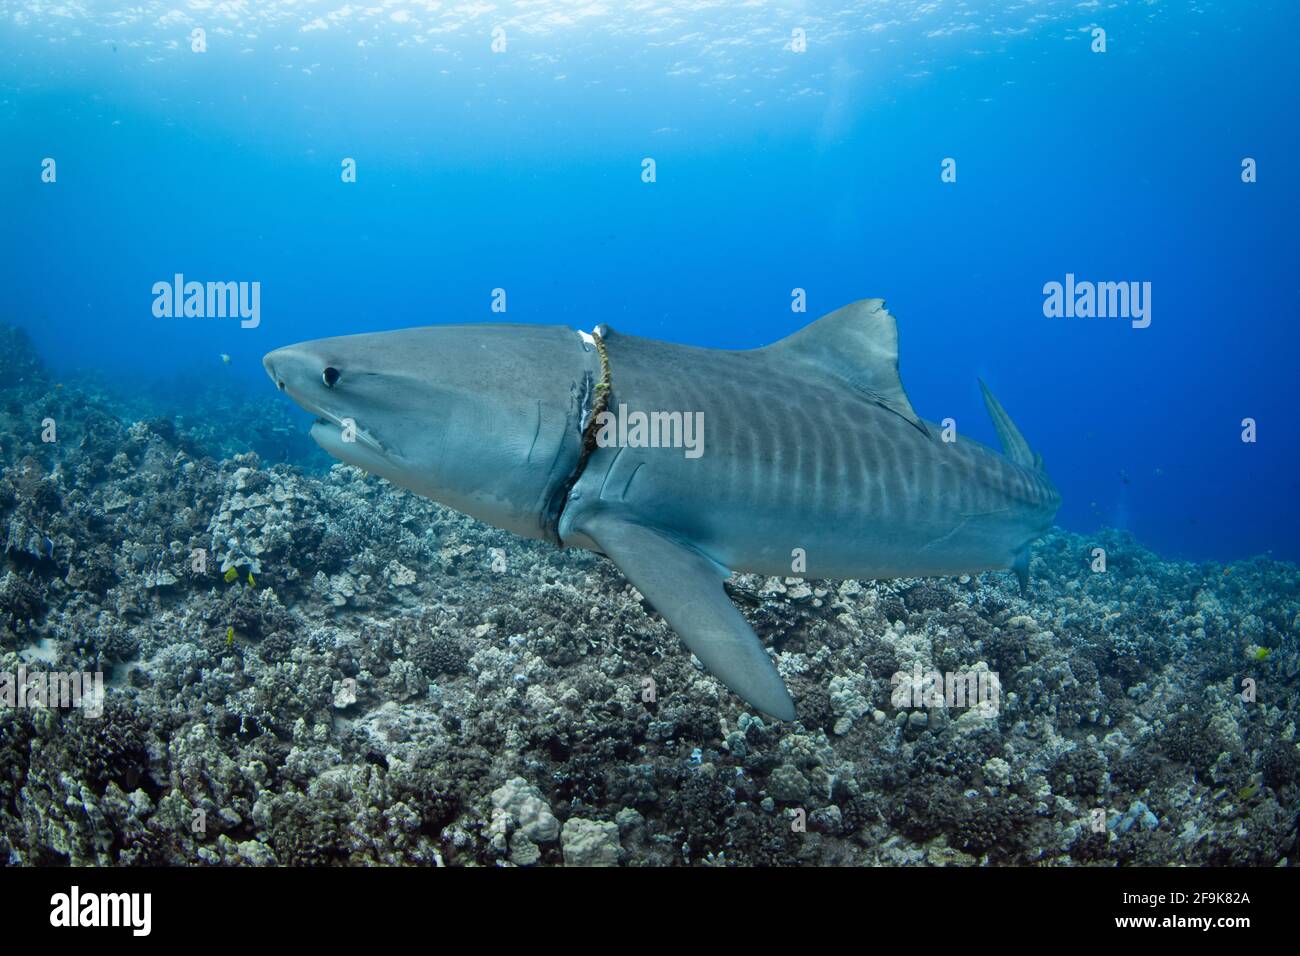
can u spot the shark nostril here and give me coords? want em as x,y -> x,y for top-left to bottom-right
277,381 -> 285,391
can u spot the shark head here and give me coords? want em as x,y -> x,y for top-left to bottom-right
264,324 -> 591,541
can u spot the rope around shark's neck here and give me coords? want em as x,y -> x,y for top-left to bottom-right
542,327 -> 613,543
580,328 -> 612,456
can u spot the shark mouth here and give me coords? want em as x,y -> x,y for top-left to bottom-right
308,413 -> 391,458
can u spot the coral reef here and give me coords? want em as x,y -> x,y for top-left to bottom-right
0,324 -> 1296,866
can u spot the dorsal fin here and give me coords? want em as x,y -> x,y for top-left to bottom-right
761,299 -> 928,436
978,379 -> 1041,471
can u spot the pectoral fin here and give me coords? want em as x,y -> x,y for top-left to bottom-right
577,512 -> 796,721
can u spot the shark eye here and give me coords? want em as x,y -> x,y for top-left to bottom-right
322,366 -> 340,388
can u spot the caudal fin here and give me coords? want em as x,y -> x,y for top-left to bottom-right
978,379 -> 1045,472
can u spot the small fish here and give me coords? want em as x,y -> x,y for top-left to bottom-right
220,353 -> 231,365
1251,646 -> 1270,661
247,571 -> 256,587
226,626 -> 234,646
223,566 -> 239,583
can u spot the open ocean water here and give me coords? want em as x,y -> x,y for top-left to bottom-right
0,0 -> 1297,894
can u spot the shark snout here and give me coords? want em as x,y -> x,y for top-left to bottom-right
263,344 -> 337,399
263,343 -> 390,461
263,344 -> 333,418
262,347 -> 296,392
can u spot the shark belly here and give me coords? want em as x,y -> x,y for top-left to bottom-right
570,429 -> 1034,582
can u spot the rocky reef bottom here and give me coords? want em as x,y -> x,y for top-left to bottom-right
0,326 -> 1297,866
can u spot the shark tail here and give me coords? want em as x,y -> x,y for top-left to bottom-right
980,379 -> 1054,596
978,379 -> 1046,473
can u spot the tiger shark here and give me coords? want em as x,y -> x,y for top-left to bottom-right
263,299 -> 1060,721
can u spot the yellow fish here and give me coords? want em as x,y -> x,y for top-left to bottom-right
223,567 -> 239,583
226,626 -> 234,646
247,571 -> 256,587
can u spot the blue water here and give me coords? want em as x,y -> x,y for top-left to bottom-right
2,1 -> 1296,562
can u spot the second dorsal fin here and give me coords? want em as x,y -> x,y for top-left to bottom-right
978,378 -> 1043,472
761,299 -> 928,436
